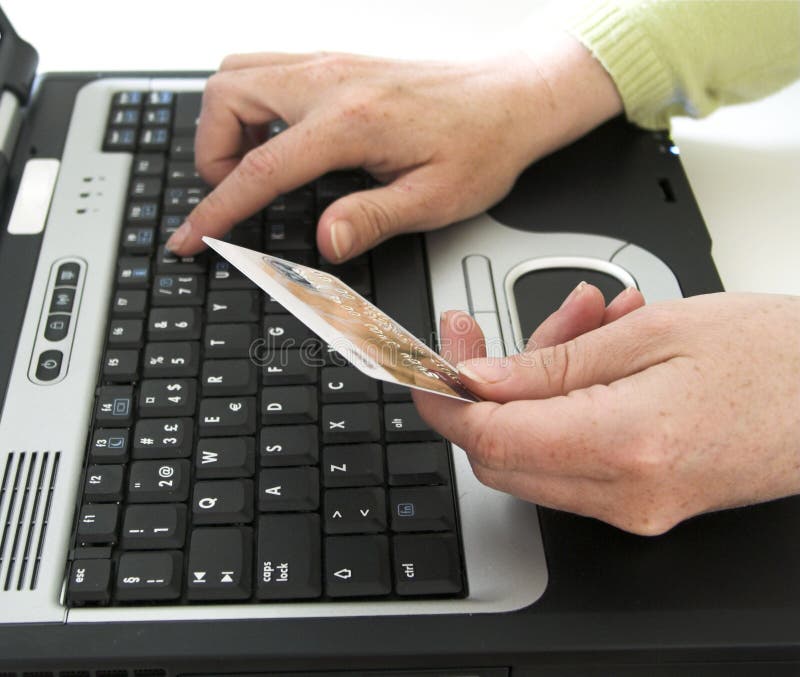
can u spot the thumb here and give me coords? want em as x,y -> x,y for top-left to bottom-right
457,305 -> 673,403
317,168 -> 449,263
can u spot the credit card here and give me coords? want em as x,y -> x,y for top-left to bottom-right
203,237 -> 478,402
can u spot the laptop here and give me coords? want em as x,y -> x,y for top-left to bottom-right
2,5 -> 800,675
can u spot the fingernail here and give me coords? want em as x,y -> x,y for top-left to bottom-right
457,358 -> 512,385
330,220 -> 354,261
560,280 -> 587,309
166,220 -> 192,252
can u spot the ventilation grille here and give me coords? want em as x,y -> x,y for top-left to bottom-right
0,451 -> 60,591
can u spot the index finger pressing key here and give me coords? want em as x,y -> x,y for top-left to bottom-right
167,117 -> 360,256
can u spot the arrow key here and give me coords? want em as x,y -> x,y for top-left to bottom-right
325,534 -> 391,598
324,487 -> 386,534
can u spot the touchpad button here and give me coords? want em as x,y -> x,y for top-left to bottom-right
513,268 -> 626,343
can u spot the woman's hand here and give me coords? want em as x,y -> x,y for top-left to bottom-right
414,290 -> 800,536
166,33 -> 622,260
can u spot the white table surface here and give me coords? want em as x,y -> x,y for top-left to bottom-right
6,0 -> 799,295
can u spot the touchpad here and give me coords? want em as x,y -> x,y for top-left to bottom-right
513,268 -> 626,343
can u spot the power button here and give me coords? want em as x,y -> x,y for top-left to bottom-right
36,350 -> 64,381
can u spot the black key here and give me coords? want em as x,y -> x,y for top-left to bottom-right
270,249 -> 317,266
263,315 -> 314,350
321,403 -> 381,444
133,154 -> 165,177
117,257 -> 151,288
202,359 -> 258,396
324,488 -> 386,534
173,92 -> 202,135
56,262 -> 80,286
208,257 -> 256,290
112,289 -> 148,318
192,479 -> 254,525
258,467 -> 319,512
147,91 -> 174,106
132,418 -> 193,458
104,127 -> 136,151
207,290 -> 260,323
49,287 -> 75,313
68,559 -> 112,604
372,235 -> 433,346
320,264 -> 372,296
387,442 -> 450,486
166,160 -> 201,186
113,91 -> 144,107
393,533 -> 462,595
121,226 -> 156,255
35,350 -> 63,381
265,189 -> 314,220
72,546 -> 113,560
130,177 -> 163,200
148,307 -> 201,341
196,437 -> 255,479
268,119 -> 288,137
322,444 -> 384,487
389,486 -> 455,532
384,402 -> 439,442
259,425 -> 318,467
204,323 -> 258,359
224,222 -> 263,249
44,314 -> 70,341
256,514 -> 321,599
198,396 -> 256,436
109,107 -> 140,126
77,504 -> 119,544
261,350 -> 318,386
90,429 -> 129,464
138,378 -> 197,417
187,527 -> 252,600
108,319 -> 144,348
128,459 -> 190,503
84,464 -> 124,502
317,172 -> 367,210
126,201 -> 159,225
95,386 -> 134,426
261,385 -> 317,425
116,551 -> 182,601
321,343 -> 350,367
263,292 -> 288,315
143,341 -> 200,377
264,218 -> 315,251
152,274 -> 205,306
380,381 -> 412,402
155,245 -> 206,274
170,136 -> 194,160
163,185 -> 206,213
321,366 -> 377,403
102,349 -> 139,382
121,504 -> 187,550
159,213 -> 184,243
139,127 -> 170,151
142,107 -> 172,126
325,534 -> 391,598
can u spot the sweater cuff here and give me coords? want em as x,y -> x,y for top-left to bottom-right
563,0 -> 675,129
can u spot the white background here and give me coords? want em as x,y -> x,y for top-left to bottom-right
5,0 -> 799,294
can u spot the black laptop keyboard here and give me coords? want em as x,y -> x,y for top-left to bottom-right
65,90 -> 465,606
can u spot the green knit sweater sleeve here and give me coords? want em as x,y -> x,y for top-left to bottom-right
564,0 -> 800,129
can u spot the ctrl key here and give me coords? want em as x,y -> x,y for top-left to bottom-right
116,551 -> 182,601
68,559 -> 112,604
392,533 -> 463,596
